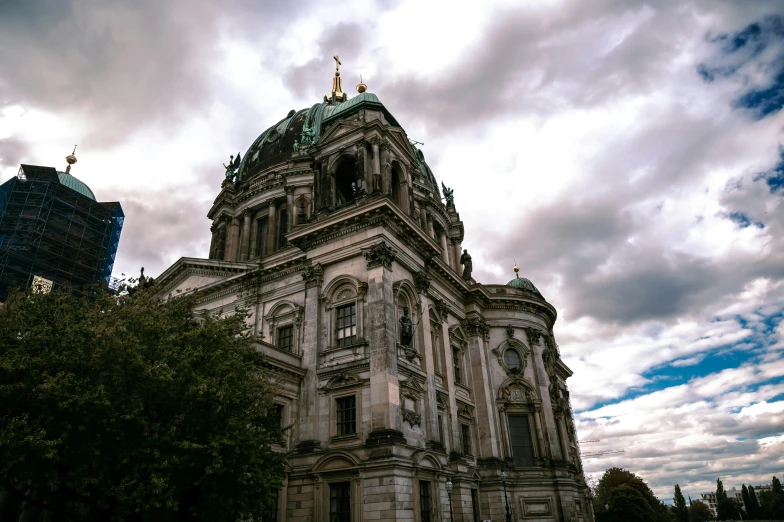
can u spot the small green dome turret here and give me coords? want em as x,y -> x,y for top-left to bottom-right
506,264 -> 544,299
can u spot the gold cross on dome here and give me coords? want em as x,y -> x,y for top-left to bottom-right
333,55 -> 341,71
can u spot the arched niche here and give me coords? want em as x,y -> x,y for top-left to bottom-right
393,279 -> 421,364
330,153 -> 358,207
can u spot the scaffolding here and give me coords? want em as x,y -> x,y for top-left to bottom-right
0,165 -> 124,300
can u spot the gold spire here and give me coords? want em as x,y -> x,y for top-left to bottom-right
65,145 -> 77,174
513,260 -> 520,278
327,54 -> 346,103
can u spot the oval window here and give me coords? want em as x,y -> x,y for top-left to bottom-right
503,349 -> 521,371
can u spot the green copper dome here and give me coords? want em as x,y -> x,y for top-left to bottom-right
57,172 -> 96,200
507,275 -> 544,299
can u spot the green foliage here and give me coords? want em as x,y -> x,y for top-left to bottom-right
688,501 -> 714,522
714,477 -> 738,521
0,285 -> 286,521
673,484 -> 689,522
747,485 -> 760,519
593,468 -> 670,522
759,476 -> 784,520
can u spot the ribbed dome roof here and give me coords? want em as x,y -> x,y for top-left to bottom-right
507,275 -> 544,299
57,171 -> 96,200
235,91 -> 439,194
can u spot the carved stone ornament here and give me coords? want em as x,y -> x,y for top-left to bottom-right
500,379 -> 536,404
402,409 -> 422,427
413,269 -> 431,294
506,325 -> 515,339
523,327 -> 542,346
434,298 -> 449,321
400,344 -> 422,364
361,241 -> 398,270
302,263 -> 324,286
457,402 -> 475,421
461,317 -> 489,341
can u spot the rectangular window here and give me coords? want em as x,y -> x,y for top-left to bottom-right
508,414 -> 535,467
437,414 -> 445,443
336,396 -> 357,436
336,303 -> 357,347
452,348 -> 461,385
277,325 -> 293,352
329,482 -> 351,522
461,423 -> 472,455
471,489 -> 481,522
419,481 -> 432,522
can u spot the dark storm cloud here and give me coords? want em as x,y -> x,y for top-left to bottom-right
0,0 -> 309,146
106,187 -> 212,277
0,137 -> 29,168
283,23 -> 368,103
699,15 -> 784,119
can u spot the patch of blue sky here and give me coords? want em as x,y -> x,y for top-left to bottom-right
575,314 -> 782,414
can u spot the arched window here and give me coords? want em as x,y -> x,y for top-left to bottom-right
391,164 -> 401,207
335,157 -> 356,207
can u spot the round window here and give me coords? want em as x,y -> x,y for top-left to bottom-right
503,349 -> 521,371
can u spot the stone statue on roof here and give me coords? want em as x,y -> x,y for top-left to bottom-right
441,182 -> 454,208
301,124 -> 315,146
460,249 -> 472,280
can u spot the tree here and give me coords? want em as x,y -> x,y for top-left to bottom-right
0,285 -> 286,521
759,476 -> 784,520
747,485 -> 760,519
715,478 -> 738,521
741,485 -> 752,519
688,501 -> 714,522
673,484 -> 689,522
593,468 -> 670,522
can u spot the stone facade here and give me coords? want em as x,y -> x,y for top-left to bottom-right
156,72 -> 593,522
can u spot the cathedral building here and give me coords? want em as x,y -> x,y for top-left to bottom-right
156,60 -> 592,522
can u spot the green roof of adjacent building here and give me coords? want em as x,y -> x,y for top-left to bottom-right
57,172 -> 96,200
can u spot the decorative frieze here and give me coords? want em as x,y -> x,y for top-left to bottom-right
361,240 -> 397,269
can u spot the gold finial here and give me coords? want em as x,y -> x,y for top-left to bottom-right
513,260 -> 520,277
65,145 -> 77,174
327,54 -> 345,103
357,74 -> 367,93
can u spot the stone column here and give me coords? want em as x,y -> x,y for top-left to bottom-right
286,188 -> 295,233
419,205 -> 427,230
295,263 -> 324,453
463,317 -> 501,459
226,217 -> 240,261
249,211 -> 259,259
266,199 -> 278,256
439,233 -> 449,264
440,320 -> 460,451
208,223 -> 217,259
216,219 -> 227,260
451,239 -> 462,273
527,329 -> 563,461
533,405 -> 548,460
362,241 -> 405,444
239,210 -> 252,261
415,270 -> 440,449
426,215 -> 435,240
371,140 -> 381,193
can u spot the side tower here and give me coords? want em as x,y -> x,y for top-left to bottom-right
157,62 -> 592,522
0,151 -> 124,300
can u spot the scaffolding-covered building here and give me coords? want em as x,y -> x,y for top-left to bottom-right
0,153 -> 123,300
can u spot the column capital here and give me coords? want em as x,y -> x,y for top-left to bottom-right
413,269 -> 431,294
361,240 -> 397,270
302,262 -> 324,288
461,317 -> 489,341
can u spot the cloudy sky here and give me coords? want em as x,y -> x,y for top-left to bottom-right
1,0 -> 782,502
